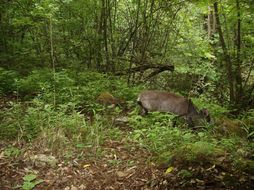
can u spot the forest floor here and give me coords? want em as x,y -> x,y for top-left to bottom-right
0,139 -> 231,190
1,138 -> 164,190
0,133 -> 247,190
0,97 -> 253,190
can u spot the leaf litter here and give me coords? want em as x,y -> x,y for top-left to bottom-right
1,133 -> 254,190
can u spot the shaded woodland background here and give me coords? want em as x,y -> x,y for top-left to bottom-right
1,0 -> 254,189
1,0 -> 253,110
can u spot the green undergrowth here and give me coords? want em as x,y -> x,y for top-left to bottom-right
1,68 -> 254,178
128,111 -> 254,166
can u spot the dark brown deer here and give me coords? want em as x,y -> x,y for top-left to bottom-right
137,90 -> 210,127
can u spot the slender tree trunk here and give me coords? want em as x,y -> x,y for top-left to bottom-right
140,0 -> 149,65
102,0 -> 110,72
214,2 -> 235,103
235,0 -> 243,105
212,9 -> 216,34
127,0 -> 141,85
108,0 -> 116,72
49,16 -> 56,107
207,6 -> 212,38
95,1 -> 103,70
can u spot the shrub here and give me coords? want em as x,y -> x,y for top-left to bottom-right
15,69 -> 53,98
0,67 -> 19,95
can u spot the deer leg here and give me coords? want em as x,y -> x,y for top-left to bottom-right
172,119 -> 177,127
137,101 -> 148,116
172,115 -> 181,127
139,107 -> 148,116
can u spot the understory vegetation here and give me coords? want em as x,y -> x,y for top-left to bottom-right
1,68 -> 254,189
1,0 -> 254,189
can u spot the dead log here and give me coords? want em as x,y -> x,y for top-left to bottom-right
115,64 -> 174,77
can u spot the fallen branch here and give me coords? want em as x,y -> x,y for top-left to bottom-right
115,64 -> 174,76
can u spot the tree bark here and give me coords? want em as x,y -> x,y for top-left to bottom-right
235,0 -> 243,104
102,0 -> 110,71
49,16 -> 56,107
207,6 -> 212,38
127,0 -> 141,85
108,0 -> 117,72
214,2 -> 235,103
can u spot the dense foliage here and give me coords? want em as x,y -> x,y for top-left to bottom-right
0,0 -> 254,189
1,0 -> 253,107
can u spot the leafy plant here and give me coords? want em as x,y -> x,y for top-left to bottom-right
178,169 -> 193,179
0,102 -> 24,140
241,109 -> 254,139
4,146 -> 21,158
0,67 -> 19,95
15,69 -> 52,98
21,174 -> 43,190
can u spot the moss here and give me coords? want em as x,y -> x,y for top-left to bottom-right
96,92 -> 118,106
215,118 -> 247,137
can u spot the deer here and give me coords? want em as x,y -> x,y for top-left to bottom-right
137,90 -> 210,127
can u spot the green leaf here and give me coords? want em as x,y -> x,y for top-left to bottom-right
22,181 -> 35,190
204,52 -> 216,60
76,143 -> 85,148
34,179 -> 44,186
23,174 -> 37,182
165,166 -> 174,174
22,175 -> 43,190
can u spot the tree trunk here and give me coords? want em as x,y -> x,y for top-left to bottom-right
127,0 -> 141,85
95,2 -> 103,71
108,0 -> 117,72
102,0 -> 110,72
207,6 -> 212,38
235,0 -> 243,105
214,2 -> 235,103
49,16 -> 56,107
